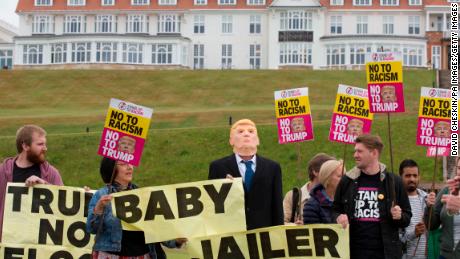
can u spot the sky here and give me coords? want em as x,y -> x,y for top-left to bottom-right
0,0 -> 19,27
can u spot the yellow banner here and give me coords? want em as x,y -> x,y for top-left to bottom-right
275,96 -> 311,118
2,183 -> 94,250
366,61 -> 403,83
103,108 -> 151,138
186,224 -> 350,259
0,243 -> 91,259
111,178 -> 246,243
333,94 -> 373,120
418,97 -> 452,119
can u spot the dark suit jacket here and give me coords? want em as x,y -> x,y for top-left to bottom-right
208,154 -> 284,230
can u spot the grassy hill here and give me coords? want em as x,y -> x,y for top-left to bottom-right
0,69 -> 441,193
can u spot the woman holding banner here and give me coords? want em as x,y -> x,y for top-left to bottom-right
86,157 -> 186,259
303,159 -> 344,224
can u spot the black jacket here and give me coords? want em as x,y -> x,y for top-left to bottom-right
333,164 -> 412,259
208,154 -> 284,230
303,184 -> 334,224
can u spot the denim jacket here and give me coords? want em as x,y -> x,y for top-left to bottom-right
86,185 -> 176,258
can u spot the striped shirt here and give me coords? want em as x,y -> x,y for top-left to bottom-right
401,189 -> 426,259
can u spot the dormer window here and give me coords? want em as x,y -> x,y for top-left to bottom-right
132,0 -> 149,5
35,0 -> 52,6
68,0 -> 85,6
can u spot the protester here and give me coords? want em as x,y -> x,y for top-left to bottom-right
208,119 -> 283,230
425,157 -> 460,259
87,157 -> 186,258
398,159 -> 427,259
334,134 -> 411,259
283,153 -> 334,224
0,125 -> 63,241
303,159 -> 343,224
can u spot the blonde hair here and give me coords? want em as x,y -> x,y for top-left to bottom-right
230,119 -> 257,135
318,160 -> 344,189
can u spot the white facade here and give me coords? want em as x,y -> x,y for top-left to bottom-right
0,20 -> 18,69
12,0 -> 455,69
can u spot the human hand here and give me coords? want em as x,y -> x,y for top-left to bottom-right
336,214 -> 348,228
83,186 -> 91,192
25,175 -> 47,187
447,176 -> 460,195
391,205 -> 402,220
175,238 -> 188,247
426,192 -> 436,207
442,194 -> 460,215
226,174 -> 234,180
94,195 -> 112,215
414,222 -> 426,237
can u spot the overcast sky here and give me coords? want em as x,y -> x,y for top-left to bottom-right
0,0 -> 19,27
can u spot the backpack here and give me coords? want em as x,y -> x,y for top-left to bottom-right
290,187 -> 301,223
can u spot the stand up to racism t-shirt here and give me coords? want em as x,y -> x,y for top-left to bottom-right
350,172 -> 384,259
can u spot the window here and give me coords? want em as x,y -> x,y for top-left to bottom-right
22,45 -> 43,64
64,16 -> 86,33
127,15 -> 148,33
403,45 -> 423,66
219,0 -> 236,4
102,0 -> 115,5
356,16 -> 368,34
408,16 -> 420,35
247,0 -> 264,5
35,0 -> 52,6
132,0 -> 149,5
222,15 -> 233,34
380,0 -> 397,6
158,15 -> 181,33
432,45 -> 441,69
122,43 -> 143,64
194,0 -> 207,4
279,43 -> 312,65
326,45 -> 345,66
159,0 -> 176,5
152,44 -> 173,64
68,0 -> 85,5
280,11 -> 312,31
51,43 -> 67,63
249,44 -> 261,69
194,15 -> 205,34
330,0 -> 343,5
330,16 -> 342,34
249,15 -> 261,34
71,42 -> 91,63
383,16 -> 394,34
96,42 -> 117,63
409,0 -> 421,5
221,44 -> 232,69
193,44 -> 204,69
95,15 -> 116,33
354,0 -> 371,5
0,50 -> 13,69
350,45 -> 371,65
33,16 -> 54,34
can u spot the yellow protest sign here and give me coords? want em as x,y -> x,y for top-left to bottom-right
275,96 -> 310,118
2,183 -> 94,251
0,243 -> 91,259
186,224 -> 350,259
366,61 -> 403,84
110,178 -> 246,243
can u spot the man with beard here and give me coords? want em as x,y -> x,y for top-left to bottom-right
398,159 -> 427,259
0,125 -> 63,241
334,134 -> 411,259
208,119 -> 283,230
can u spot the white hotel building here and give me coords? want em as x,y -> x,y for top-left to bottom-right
8,0 -> 455,69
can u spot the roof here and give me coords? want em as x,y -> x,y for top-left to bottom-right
16,0 -> 273,12
270,0 -> 321,7
0,20 -> 18,35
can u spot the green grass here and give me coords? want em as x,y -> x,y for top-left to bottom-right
0,69 -> 443,194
